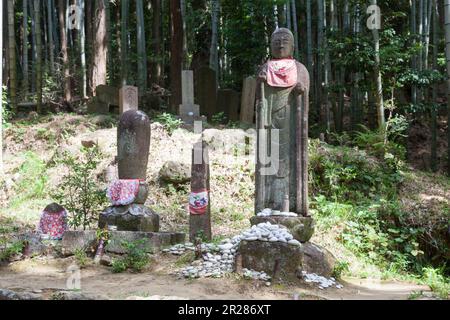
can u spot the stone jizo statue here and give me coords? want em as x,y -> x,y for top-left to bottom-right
255,28 -> 310,217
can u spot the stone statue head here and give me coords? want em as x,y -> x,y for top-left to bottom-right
271,28 -> 295,59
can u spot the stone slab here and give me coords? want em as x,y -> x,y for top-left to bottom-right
96,85 -> 119,106
217,89 -> 240,122
250,216 -> 315,243
87,97 -> 109,114
61,230 -> 185,256
119,86 -> 139,114
240,76 -> 257,124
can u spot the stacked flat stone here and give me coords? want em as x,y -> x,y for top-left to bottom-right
256,208 -> 298,218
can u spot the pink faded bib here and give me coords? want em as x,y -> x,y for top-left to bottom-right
267,58 -> 297,88
107,179 -> 140,206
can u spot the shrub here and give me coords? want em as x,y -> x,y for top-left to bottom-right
52,145 -> 108,230
74,248 -> 89,268
0,241 -> 25,262
155,113 -> 182,135
111,239 -> 150,273
421,267 -> 450,299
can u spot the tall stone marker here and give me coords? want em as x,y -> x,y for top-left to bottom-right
218,89 -> 240,122
179,70 -> 200,124
189,141 -> 211,241
99,110 -> 159,232
240,76 -> 257,124
119,85 -> 139,114
195,66 -> 217,120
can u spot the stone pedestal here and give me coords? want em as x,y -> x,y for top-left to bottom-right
250,216 -> 314,243
99,204 -> 159,232
62,230 -> 185,255
238,241 -> 335,282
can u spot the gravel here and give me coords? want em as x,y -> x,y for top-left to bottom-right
301,271 -> 344,289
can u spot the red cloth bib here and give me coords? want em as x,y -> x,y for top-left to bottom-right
38,209 -> 68,240
107,179 -> 140,206
189,189 -> 209,215
267,58 -> 297,88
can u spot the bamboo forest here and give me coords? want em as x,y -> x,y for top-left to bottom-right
0,0 -> 448,302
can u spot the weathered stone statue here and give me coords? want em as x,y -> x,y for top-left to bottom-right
99,110 -> 159,232
255,28 -> 310,218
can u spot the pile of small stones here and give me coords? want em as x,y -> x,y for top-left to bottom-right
162,242 -> 218,255
169,222 -> 300,279
175,239 -> 239,279
239,222 -> 302,246
256,208 -> 299,218
301,271 -> 343,289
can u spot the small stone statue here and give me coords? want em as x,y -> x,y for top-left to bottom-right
38,203 -> 68,240
255,28 -> 310,217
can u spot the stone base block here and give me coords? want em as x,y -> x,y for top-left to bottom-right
87,97 -> 110,114
250,216 -> 315,243
61,230 -> 185,256
238,241 -> 335,282
99,204 -> 159,232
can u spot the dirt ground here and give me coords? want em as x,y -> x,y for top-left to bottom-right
0,255 -> 432,300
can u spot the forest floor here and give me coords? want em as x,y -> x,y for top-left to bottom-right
0,112 -> 448,300
0,254 -> 432,300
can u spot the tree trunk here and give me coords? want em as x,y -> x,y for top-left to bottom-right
105,0 -> 111,85
0,0 -> 4,171
431,0 -> 438,172
151,0 -> 162,85
7,0 -> 17,113
91,0 -> 107,93
316,0 -> 324,121
306,0 -> 313,97
34,0 -> 43,113
170,0 -> 183,113
371,0 -> 385,130
22,0 -> 29,95
180,0 -> 188,69
30,0 -> 36,93
77,0 -> 87,98
58,0 -> 71,102
424,0 -> 432,70
52,0 -> 59,55
411,0 -> 418,106
210,0 -> 219,75
444,0 -> 450,175
291,0 -> 299,60
286,1 -> 291,30
47,0 -> 55,75
121,0 -> 129,85
324,0 -> 331,133
136,0 -> 147,95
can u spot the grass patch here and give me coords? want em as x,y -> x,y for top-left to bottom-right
174,251 -> 196,268
9,152 -> 49,209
